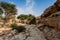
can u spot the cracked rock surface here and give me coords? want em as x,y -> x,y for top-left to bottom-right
0,25 -> 46,40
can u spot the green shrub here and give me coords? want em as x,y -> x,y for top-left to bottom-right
15,26 -> 26,32
17,14 -> 36,24
29,18 -> 36,24
11,23 -> 18,29
17,14 -> 28,20
11,23 -> 26,32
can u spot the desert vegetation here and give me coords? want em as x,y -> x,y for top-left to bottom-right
0,2 -> 36,27
0,2 -> 17,27
17,14 -> 36,24
0,2 -> 36,32
0,0 -> 60,40
11,23 -> 26,32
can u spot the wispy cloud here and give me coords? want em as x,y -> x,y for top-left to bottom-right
26,0 -> 35,14
10,2 -> 15,4
17,7 -> 25,15
17,0 -> 35,16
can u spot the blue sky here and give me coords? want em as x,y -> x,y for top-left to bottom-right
0,0 -> 56,16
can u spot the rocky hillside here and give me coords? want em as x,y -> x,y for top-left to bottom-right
36,0 -> 60,40
0,25 -> 46,40
37,0 -> 60,30
0,0 -> 60,40
41,0 -> 60,18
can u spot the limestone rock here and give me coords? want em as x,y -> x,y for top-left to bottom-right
0,25 -> 46,40
41,0 -> 60,18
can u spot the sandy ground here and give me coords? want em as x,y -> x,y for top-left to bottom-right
0,23 -> 26,33
0,27 -> 12,33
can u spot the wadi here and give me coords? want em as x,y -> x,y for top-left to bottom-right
0,0 -> 60,40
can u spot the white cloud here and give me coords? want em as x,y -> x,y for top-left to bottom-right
11,2 -> 15,4
7,0 -> 15,4
17,0 -> 35,16
16,7 -> 25,15
26,0 -> 35,14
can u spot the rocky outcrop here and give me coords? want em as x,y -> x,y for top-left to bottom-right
37,0 -> 60,30
0,25 -> 46,40
38,24 -> 60,40
36,0 -> 60,40
41,0 -> 60,18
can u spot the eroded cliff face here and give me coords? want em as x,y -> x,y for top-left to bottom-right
41,0 -> 60,18
37,0 -> 60,30
37,0 -> 60,40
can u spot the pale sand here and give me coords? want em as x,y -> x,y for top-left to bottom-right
0,27 -> 12,33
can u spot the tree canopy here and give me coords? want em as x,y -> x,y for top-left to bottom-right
0,2 -> 17,15
0,2 -> 17,26
17,14 -> 36,24
17,14 -> 35,20
0,2 -> 17,18
17,14 -> 28,20
0,8 -> 3,15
